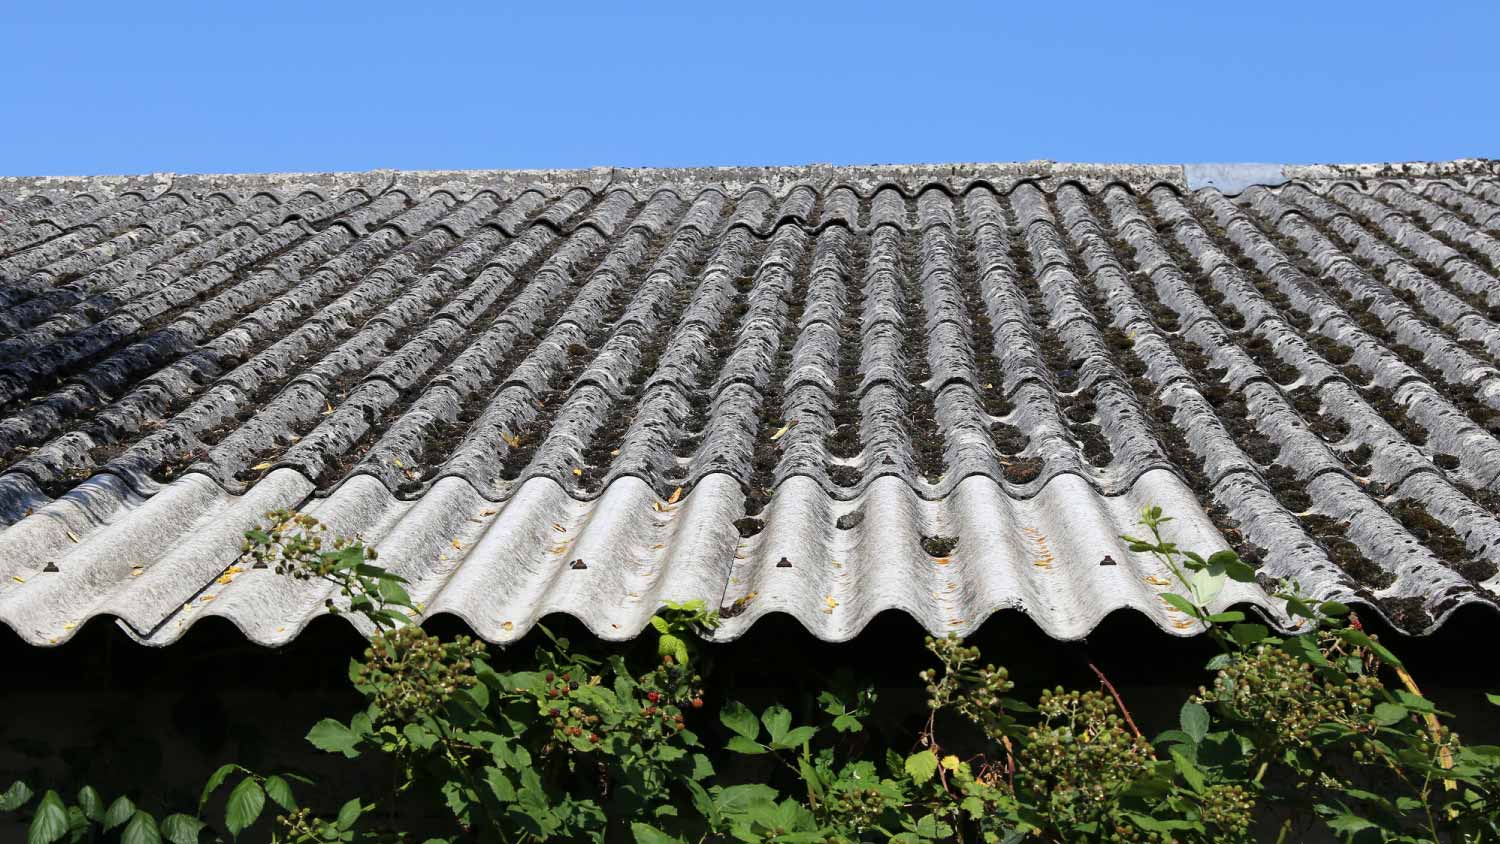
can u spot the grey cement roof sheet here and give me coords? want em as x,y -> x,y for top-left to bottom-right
0,159 -> 1498,646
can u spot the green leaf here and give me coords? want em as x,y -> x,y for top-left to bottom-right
1160,593 -> 1202,618
1319,600 -> 1350,616
1393,690 -> 1436,713
760,705 -> 793,745
402,723 -> 438,750
1325,813 -> 1376,834
726,736 -> 767,755
1335,628 -> 1403,667
160,814 -> 206,844
904,750 -> 939,784
335,798 -> 363,831
1170,748 -> 1206,793
224,778 -> 265,838
27,791 -> 68,844
1179,702 -> 1209,744
122,811 -> 161,844
719,701 -> 759,741
714,784 -> 778,814
263,776 -> 296,813
74,786 -> 102,823
484,768 -> 515,803
104,796 -> 136,832
1205,611 -> 1245,623
306,719 -> 362,758
1374,702 -> 1408,726
631,822 -> 686,844
1229,623 -> 1269,646
775,726 -> 817,748
199,764 -> 238,811
1,780 -> 33,812
1487,693 -> 1500,707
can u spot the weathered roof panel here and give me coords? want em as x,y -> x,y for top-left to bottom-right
1,160 -> 1497,646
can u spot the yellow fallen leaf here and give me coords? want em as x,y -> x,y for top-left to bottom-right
323,402 -> 335,415
609,448 -> 620,456
216,566 -> 244,585
1144,575 -> 1172,586
572,467 -> 583,476
934,557 -> 951,566
651,543 -> 665,550
11,575 -> 24,583
451,539 -> 462,550
199,594 -> 215,602
501,431 -> 521,448
66,530 -> 80,543
393,458 -> 404,468
769,419 -> 798,441
480,508 -> 497,516
668,487 -> 682,504
63,623 -> 75,631
251,462 -> 273,471
652,500 -> 669,512
501,620 -> 514,632
825,595 -> 839,609
130,567 -> 144,577
552,522 -> 567,533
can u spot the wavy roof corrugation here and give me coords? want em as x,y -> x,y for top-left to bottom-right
0,160 -> 1497,647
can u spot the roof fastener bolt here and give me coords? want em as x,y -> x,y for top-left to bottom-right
775,557 -> 793,568
252,560 -> 268,569
1099,555 -> 1117,566
569,559 -> 588,570
42,562 -> 59,572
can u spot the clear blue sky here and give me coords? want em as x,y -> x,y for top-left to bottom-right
2,1 -> 1495,176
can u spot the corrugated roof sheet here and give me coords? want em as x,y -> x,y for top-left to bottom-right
1,159 -> 1498,647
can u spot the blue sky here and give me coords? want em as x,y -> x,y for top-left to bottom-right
2,1 -> 1495,175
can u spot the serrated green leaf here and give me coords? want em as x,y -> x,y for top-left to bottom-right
631,822 -> 685,844
905,750 -> 939,784
1325,813 -> 1376,833
104,796 -> 135,832
27,791 -> 68,844
485,767 -> 515,803
726,736 -> 766,755
1374,702 -> 1408,726
714,784 -> 778,814
74,786 -> 102,823
760,705 -> 792,745
1179,702 -> 1209,743
1230,623 -> 1269,646
1487,693 -> 1500,706
774,726 -> 817,749
1160,593 -> 1202,618
306,719 -> 362,758
1335,628 -> 1403,667
263,776 -> 296,813
1,780 -> 33,812
121,811 -> 161,844
335,798 -> 363,831
402,723 -> 438,750
1170,748 -> 1206,793
198,764 -> 237,812
160,814 -> 206,844
719,701 -> 759,741
224,778 -> 265,838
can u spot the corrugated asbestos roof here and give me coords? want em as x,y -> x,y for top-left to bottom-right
1,159 -> 1499,647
